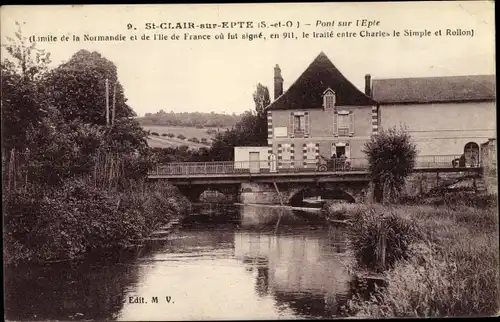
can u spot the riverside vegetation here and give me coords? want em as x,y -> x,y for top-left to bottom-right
3,22 -> 271,266
325,126 -> 499,317
329,194 -> 499,318
2,24 -> 189,265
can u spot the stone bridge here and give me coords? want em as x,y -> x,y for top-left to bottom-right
148,155 -> 487,205
163,169 -> 484,205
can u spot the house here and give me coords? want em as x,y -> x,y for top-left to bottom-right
234,146 -> 271,173
265,52 -> 378,170
371,74 -> 496,166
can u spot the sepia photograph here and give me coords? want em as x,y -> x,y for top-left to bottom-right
2,2 -> 498,320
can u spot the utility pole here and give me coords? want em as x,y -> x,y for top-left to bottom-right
105,78 -> 109,125
112,82 -> 116,125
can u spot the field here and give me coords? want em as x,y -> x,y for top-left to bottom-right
141,125 -> 230,149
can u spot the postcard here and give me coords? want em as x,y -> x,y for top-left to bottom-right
2,2 -> 497,321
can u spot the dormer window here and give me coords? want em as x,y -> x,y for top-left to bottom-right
323,88 -> 336,109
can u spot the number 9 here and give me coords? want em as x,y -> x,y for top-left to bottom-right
127,23 -> 133,30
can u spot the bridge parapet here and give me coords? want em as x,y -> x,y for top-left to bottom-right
149,155 -> 476,178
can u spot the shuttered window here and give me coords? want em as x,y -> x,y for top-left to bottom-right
335,110 -> 354,137
304,112 -> 310,135
333,112 -> 338,135
349,111 -> 354,136
290,111 -> 309,136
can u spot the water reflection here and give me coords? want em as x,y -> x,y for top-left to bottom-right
5,205 -> 355,321
4,259 -> 140,321
234,229 -> 352,318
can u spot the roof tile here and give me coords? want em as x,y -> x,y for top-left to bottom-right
372,75 -> 496,104
266,52 -> 376,111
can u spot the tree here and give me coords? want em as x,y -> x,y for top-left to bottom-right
209,84 -> 270,160
252,83 -> 271,145
42,49 -> 135,125
1,21 -> 51,152
363,126 -> 417,203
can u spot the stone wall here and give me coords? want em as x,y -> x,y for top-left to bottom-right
481,138 -> 497,193
403,171 -> 479,196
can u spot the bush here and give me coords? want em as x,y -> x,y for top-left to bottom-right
177,134 -> 186,140
3,179 -> 189,265
151,132 -> 159,136
349,208 -> 422,271
342,203 -> 499,318
363,126 -> 417,203
344,236 -> 499,317
161,133 -> 167,137
190,137 -> 200,143
166,133 -> 175,138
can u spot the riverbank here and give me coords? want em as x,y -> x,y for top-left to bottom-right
326,193 -> 499,317
3,179 -> 190,266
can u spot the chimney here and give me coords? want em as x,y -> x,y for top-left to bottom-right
364,74 -> 372,97
274,64 -> 283,99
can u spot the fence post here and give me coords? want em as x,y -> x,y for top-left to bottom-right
377,219 -> 387,272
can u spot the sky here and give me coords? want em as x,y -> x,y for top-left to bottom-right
1,2 -> 495,117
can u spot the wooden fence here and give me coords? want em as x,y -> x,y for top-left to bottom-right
2,148 -> 133,195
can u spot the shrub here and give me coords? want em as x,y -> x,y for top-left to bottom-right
177,134 -> 186,140
151,132 -> 159,136
166,133 -> 175,138
363,126 -> 417,204
349,208 -> 422,271
3,179 -> 189,265
190,137 -> 200,143
161,133 -> 167,137
344,236 -> 499,317
343,203 -> 499,318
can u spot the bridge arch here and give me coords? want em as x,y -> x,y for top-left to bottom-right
177,185 -> 239,203
289,187 -> 356,207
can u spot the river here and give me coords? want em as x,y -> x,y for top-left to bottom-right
4,204 -> 360,321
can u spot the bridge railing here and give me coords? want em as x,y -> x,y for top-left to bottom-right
415,154 -> 465,168
149,155 -> 477,177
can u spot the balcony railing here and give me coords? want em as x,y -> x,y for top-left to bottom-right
149,155 -> 475,177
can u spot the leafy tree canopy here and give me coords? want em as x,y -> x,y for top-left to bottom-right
363,126 -> 417,203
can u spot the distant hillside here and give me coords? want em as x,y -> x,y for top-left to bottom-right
137,110 -> 242,128
142,125 -> 231,150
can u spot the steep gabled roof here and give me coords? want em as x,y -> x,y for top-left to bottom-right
372,75 -> 496,105
266,52 -> 377,111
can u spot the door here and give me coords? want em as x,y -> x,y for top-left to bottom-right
249,152 -> 260,173
464,142 -> 479,167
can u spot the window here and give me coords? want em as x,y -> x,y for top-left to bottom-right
294,115 -> 304,133
290,112 -> 309,136
334,110 -> 354,137
338,114 -> 349,136
323,88 -> 336,109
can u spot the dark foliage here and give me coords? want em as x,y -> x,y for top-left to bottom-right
139,110 -> 241,128
363,126 -> 417,203
350,210 -> 422,271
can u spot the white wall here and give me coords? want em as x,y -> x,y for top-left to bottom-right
234,147 -> 270,169
380,101 -> 496,156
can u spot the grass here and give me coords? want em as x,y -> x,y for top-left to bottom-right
142,125 -> 230,149
333,194 -> 499,318
142,125 -> 229,141
147,135 -> 207,149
